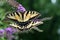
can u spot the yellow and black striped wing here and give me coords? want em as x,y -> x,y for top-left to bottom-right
6,11 -> 41,22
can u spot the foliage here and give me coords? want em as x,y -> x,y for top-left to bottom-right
0,0 -> 60,40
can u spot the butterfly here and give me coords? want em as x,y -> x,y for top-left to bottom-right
6,0 -> 44,32
6,11 -> 43,32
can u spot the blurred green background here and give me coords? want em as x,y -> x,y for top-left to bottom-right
0,0 -> 60,40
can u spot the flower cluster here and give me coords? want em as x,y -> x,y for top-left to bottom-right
0,27 -> 19,40
17,4 -> 26,12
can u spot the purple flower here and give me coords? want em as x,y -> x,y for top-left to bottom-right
6,34 -> 15,40
17,4 -> 26,12
5,27 -> 19,40
7,0 -> 26,13
0,29 -> 4,37
5,27 -> 18,34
